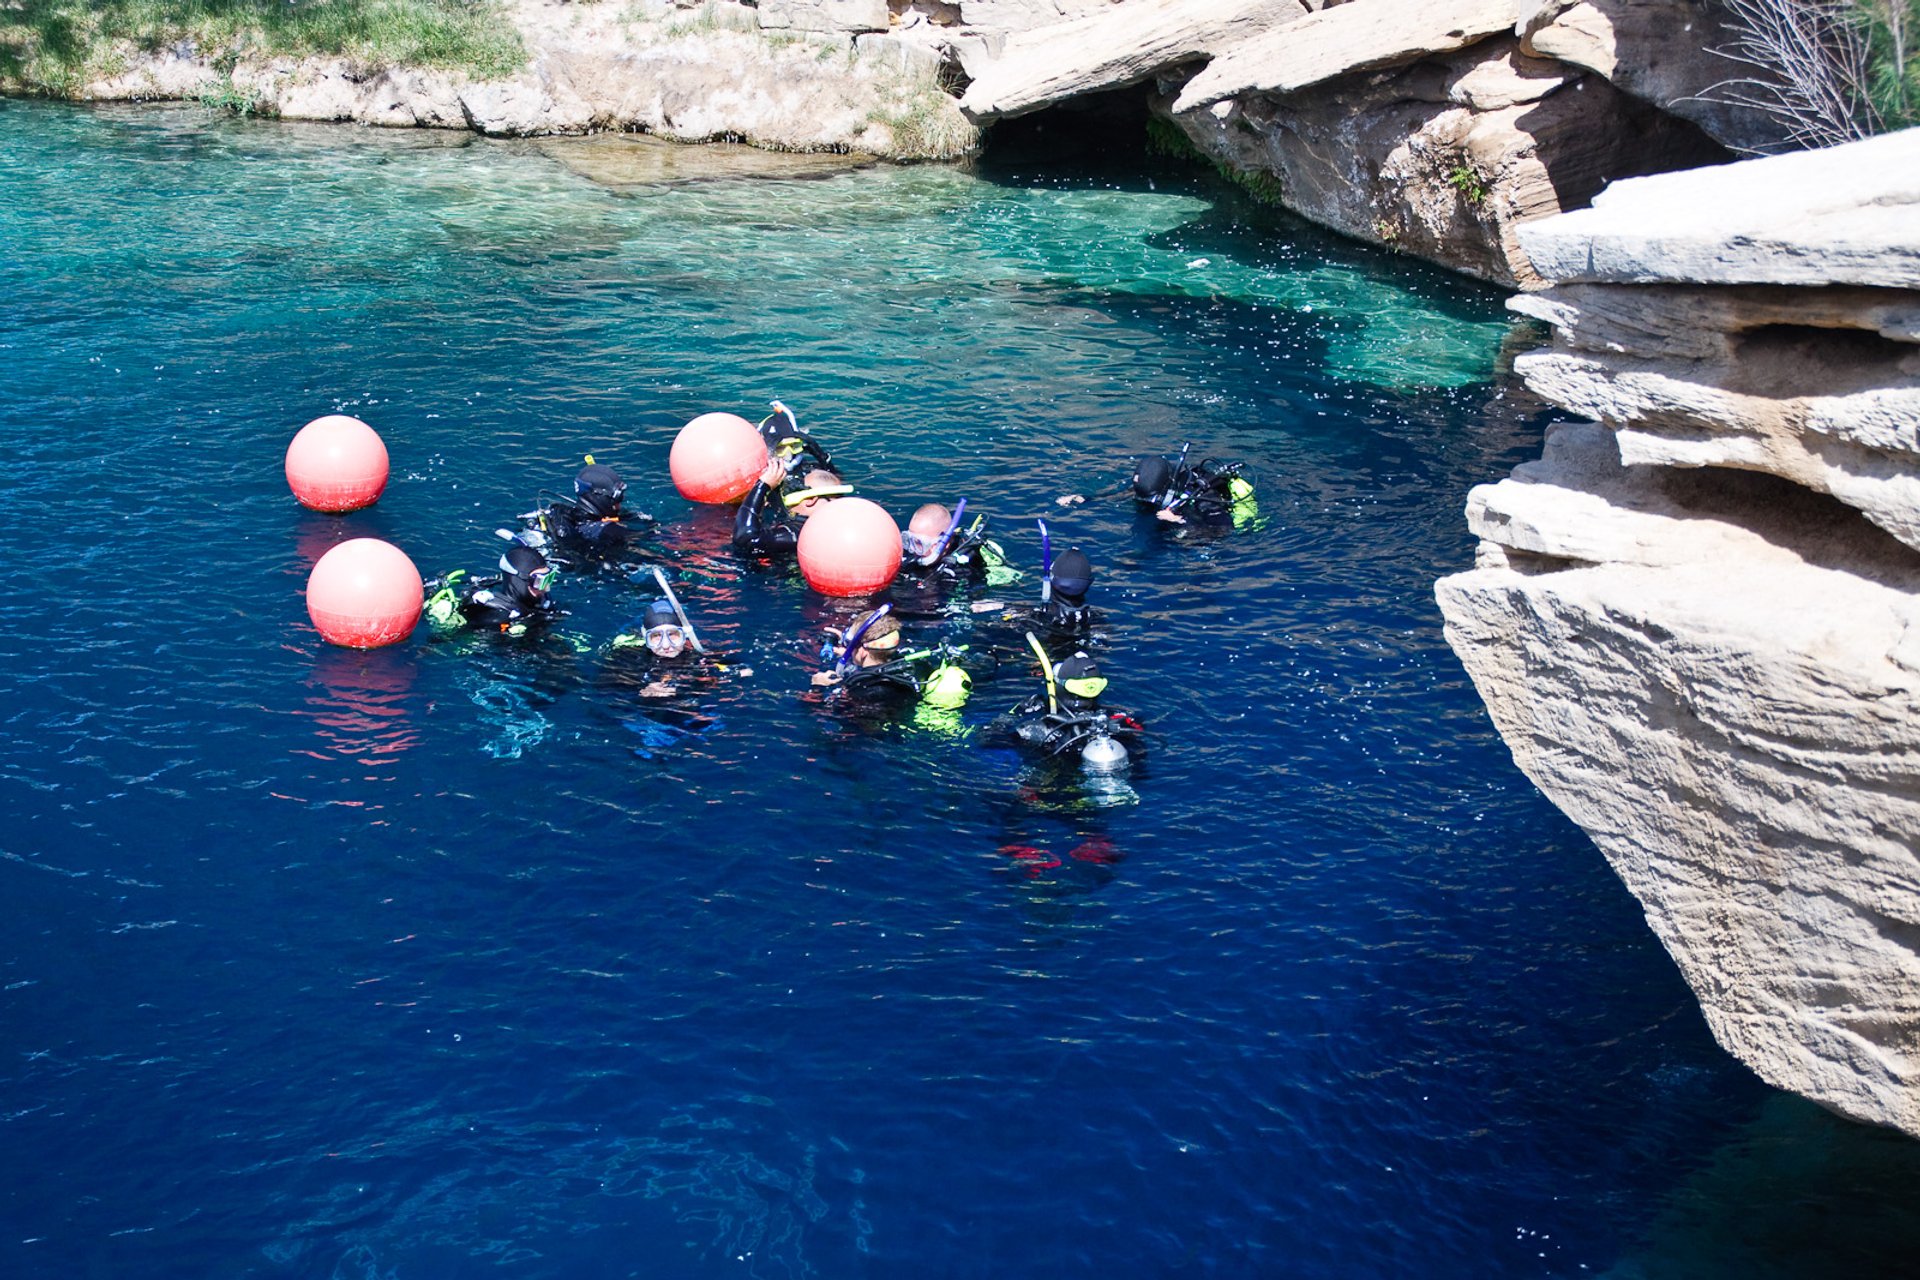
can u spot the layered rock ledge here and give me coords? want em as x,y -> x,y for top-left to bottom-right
1436,130 -> 1920,1135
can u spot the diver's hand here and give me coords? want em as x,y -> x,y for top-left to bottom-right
1055,494 -> 1085,507
970,600 -> 1004,614
1155,507 -> 1187,524
810,670 -> 842,687
640,682 -> 677,698
759,457 -> 790,487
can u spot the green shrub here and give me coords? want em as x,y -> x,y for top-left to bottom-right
1446,163 -> 1487,205
1858,0 -> 1918,129
198,73 -> 262,116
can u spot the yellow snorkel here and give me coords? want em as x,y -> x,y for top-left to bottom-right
781,483 -> 854,509
1024,630 -> 1057,715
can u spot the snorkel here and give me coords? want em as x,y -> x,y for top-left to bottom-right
766,400 -> 798,438
651,565 -> 705,654
839,604 -> 893,668
924,498 -> 967,565
781,482 -> 854,510
1024,630 -> 1058,715
1037,519 -> 1053,604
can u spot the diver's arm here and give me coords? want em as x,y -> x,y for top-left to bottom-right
732,475 -> 796,554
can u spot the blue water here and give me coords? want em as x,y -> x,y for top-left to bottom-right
3,100 -> 1918,1279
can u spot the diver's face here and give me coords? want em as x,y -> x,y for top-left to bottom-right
795,471 -> 841,518
645,625 -> 688,659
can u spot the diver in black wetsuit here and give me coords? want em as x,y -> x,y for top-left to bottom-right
992,645 -> 1142,770
598,588 -> 736,749
521,460 -> 649,565
759,401 -> 833,477
1057,444 -> 1256,526
811,605 -> 975,712
732,454 -> 850,558
1131,449 -> 1255,525
971,539 -> 1102,646
890,502 -> 994,619
603,597 -> 722,700
424,541 -> 562,635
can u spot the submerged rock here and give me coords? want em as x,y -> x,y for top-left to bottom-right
1437,133 -> 1920,1137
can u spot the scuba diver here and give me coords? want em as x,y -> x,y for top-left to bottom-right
890,500 -> 1015,617
424,539 -> 563,636
810,604 -> 976,714
1057,442 -> 1256,525
759,400 -> 833,476
1133,445 -> 1255,524
899,501 -> 1011,588
732,453 -> 851,559
519,458 -> 650,565
606,598 -> 705,700
988,637 -> 1142,773
598,569 -> 735,751
971,523 -> 1101,644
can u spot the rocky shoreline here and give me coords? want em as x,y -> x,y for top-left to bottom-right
1437,130 -> 1920,1137
9,0 -> 1789,286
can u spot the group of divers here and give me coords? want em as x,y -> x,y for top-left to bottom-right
421,402 -> 1256,774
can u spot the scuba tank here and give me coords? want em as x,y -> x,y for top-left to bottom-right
1080,728 -> 1129,773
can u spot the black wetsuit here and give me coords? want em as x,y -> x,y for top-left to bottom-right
993,691 -> 1144,760
891,524 -> 1002,616
426,541 -> 561,635
528,499 -> 642,564
1137,456 -> 1252,523
732,478 -> 804,557
455,577 -> 558,632
973,591 -> 1102,652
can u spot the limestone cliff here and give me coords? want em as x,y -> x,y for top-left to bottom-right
1435,129 -> 1920,1136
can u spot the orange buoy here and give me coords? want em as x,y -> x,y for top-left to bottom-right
797,497 -> 902,596
670,412 -> 769,503
306,538 -> 423,648
285,415 -> 390,513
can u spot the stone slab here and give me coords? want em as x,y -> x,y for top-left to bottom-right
1519,128 -> 1920,287
1170,0 -> 1525,112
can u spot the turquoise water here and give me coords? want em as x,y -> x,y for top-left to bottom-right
3,100 -> 1919,1279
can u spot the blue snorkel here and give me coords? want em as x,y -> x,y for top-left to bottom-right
926,498 -> 967,563
1037,518 -> 1052,604
838,603 -> 892,667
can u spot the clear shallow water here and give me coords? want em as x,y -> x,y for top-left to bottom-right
2,101 -> 1918,1279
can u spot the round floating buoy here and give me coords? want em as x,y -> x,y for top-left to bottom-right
670,412 -> 769,503
797,497 -> 902,596
285,415 -> 390,513
306,538 -> 423,648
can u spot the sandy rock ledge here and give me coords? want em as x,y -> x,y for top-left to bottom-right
1437,131 -> 1920,1136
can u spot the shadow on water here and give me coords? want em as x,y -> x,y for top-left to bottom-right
1608,1095 -> 1920,1280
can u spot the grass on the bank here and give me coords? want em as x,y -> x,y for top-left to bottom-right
866,72 -> 976,161
0,0 -> 526,96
